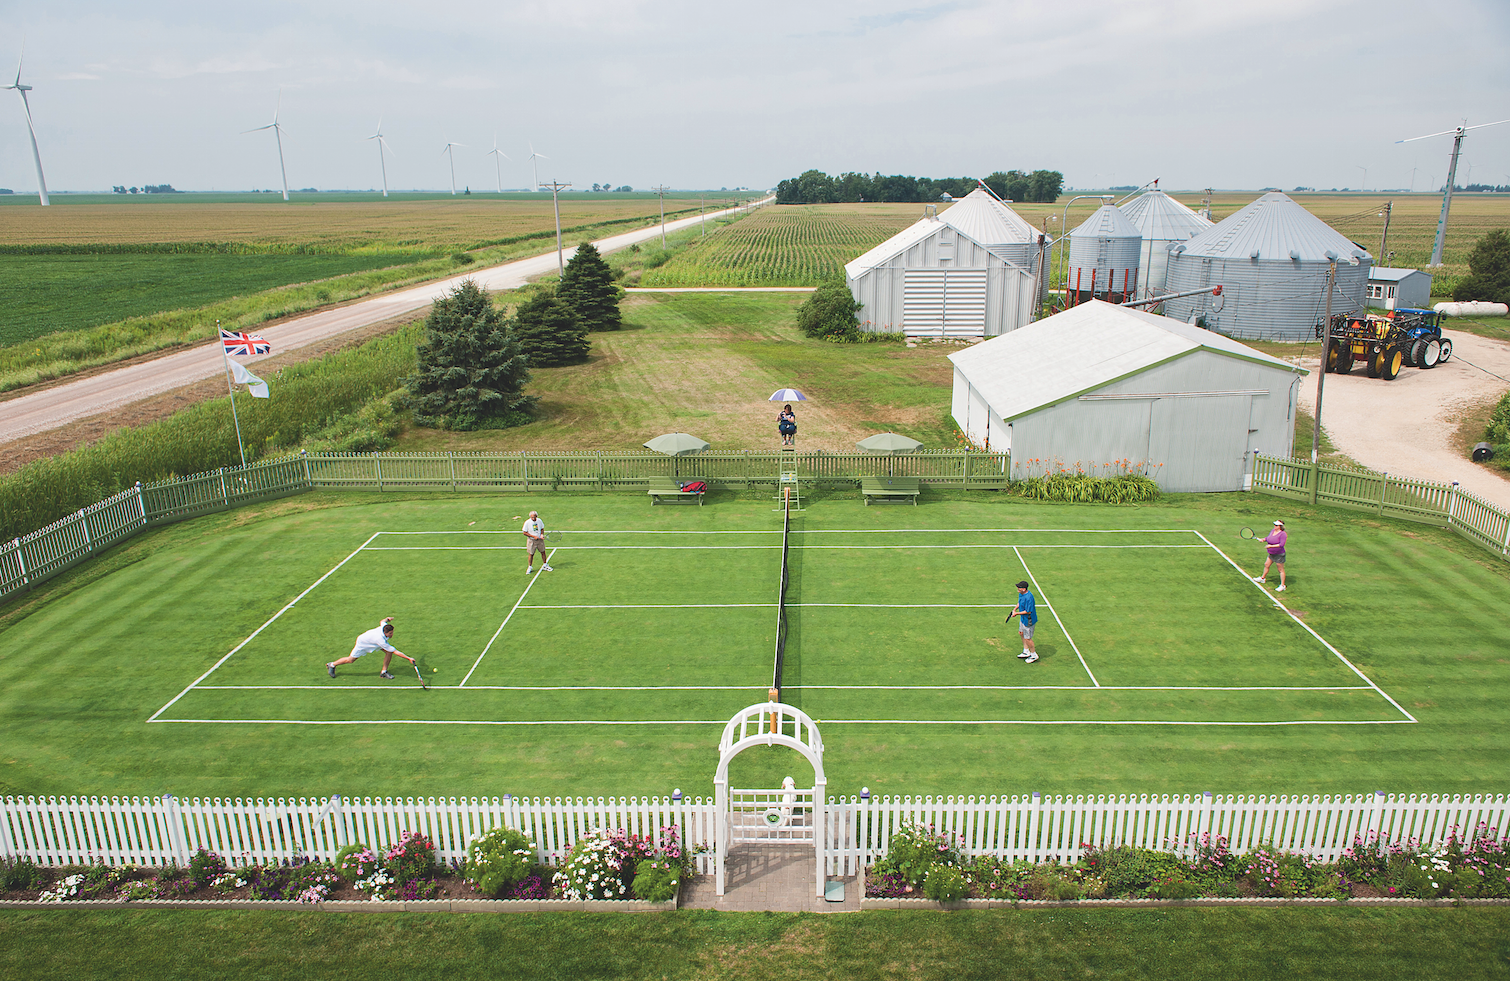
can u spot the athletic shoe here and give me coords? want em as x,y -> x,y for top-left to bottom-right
1275,585 -> 1286,592
1253,577 -> 1265,583
1017,651 -> 1031,659
1024,653 -> 1039,664
542,564 -> 554,572
526,568 -> 533,574
379,671 -> 394,679
327,663 -> 336,678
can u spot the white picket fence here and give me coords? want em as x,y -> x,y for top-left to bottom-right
4,792 -> 1505,875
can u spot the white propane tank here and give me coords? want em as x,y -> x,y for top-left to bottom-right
1434,301 -> 1510,317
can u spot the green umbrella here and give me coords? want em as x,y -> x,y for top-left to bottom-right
857,433 -> 923,454
857,432 -> 922,477
644,432 -> 710,477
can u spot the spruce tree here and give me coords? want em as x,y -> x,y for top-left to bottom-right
511,288 -> 590,366
558,241 -> 624,331
405,279 -> 536,431
1454,229 -> 1510,305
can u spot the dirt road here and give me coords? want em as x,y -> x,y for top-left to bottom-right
0,202 -> 763,446
1295,327 -> 1510,510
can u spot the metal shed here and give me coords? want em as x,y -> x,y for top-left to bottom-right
1161,192 -> 1372,341
948,300 -> 1308,492
1066,205 -> 1141,303
1367,267 -> 1433,311
1119,188 -> 1212,298
844,215 -> 1039,339
938,187 -> 1044,270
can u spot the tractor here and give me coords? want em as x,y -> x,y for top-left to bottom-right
1320,309 -> 1453,380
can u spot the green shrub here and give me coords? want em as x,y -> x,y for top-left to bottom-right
923,863 -> 968,902
1012,472 -> 1160,504
187,849 -> 227,889
1147,875 -> 1202,900
630,858 -> 681,902
795,278 -> 862,341
463,827 -> 537,898
1080,845 -> 1186,897
0,856 -> 41,891
873,821 -> 963,888
333,843 -> 373,884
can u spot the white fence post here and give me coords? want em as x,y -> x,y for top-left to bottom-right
161,795 -> 190,867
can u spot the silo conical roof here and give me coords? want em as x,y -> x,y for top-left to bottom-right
1069,203 -> 1140,240
1119,189 -> 1212,242
939,187 -> 1040,246
1176,191 -> 1371,263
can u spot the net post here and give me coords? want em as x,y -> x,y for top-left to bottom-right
769,687 -> 780,734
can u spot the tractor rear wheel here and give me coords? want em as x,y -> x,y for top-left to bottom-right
1438,338 -> 1453,363
1379,347 -> 1404,380
1420,338 -> 1441,368
1407,339 -> 1424,367
1367,351 -> 1382,378
1336,349 -> 1354,373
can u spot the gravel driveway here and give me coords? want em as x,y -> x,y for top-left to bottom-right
1294,327 -> 1510,510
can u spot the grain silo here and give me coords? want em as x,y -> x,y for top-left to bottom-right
1119,188 -> 1212,298
938,187 -> 1043,271
1161,192 -> 1372,341
1066,204 -> 1141,303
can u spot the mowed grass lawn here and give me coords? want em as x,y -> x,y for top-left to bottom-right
0,252 -> 422,343
1,488 -> 1506,800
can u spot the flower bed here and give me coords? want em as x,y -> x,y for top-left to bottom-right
0,824 -> 698,908
863,821 -> 1510,904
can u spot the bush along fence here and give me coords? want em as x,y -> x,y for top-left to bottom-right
0,449 -> 1008,606
1253,454 -> 1510,563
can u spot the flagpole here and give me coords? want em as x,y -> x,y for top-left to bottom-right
218,319 -> 248,468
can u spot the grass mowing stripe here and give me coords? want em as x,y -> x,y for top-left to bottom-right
146,530 -> 383,723
812,719 -> 1420,726
153,718 -> 736,726
1193,530 -> 1418,724
1015,545 -> 1099,687
363,545 -> 780,550
459,546 -> 556,687
196,684 -> 772,691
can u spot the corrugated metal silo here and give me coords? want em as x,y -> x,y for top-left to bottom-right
939,188 -> 1042,269
1119,189 -> 1212,297
1161,192 -> 1372,341
1066,205 -> 1141,303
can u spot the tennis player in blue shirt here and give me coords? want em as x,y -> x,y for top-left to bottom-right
1005,580 -> 1039,664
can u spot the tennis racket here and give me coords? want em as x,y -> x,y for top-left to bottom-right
412,657 -> 428,690
1239,527 -> 1256,540
544,530 -> 563,543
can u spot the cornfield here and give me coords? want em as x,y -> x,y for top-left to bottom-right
639,205 -> 921,287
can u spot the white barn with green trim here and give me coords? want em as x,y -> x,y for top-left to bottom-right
948,300 -> 1309,492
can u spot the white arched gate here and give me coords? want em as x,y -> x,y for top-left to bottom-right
713,701 -> 827,897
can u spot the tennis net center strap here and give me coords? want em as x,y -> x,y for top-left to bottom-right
772,489 -> 791,699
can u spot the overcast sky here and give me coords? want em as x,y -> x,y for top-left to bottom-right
2,0 -> 1508,195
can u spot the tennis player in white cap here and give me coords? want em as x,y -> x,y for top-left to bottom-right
522,510 -> 553,574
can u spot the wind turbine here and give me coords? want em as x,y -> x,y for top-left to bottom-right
441,142 -> 466,195
486,134 -> 510,193
244,93 -> 290,201
367,118 -> 393,197
1397,117 -> 1510,267
4,45 -> 49,205
528,142 -> 547,190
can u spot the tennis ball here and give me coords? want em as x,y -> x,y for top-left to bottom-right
432,668 -> 438,673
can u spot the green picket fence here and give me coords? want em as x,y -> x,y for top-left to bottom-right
1253,455 -> 1510,562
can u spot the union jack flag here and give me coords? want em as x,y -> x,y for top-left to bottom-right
220,329 -> 271,356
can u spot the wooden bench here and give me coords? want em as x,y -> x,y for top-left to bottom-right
648,475 -> 705,505
860,476 -> 920,505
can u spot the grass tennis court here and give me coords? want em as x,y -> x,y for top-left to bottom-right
1,489 -> 1507,799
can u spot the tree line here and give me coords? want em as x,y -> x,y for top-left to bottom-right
775,169 -> 1063,205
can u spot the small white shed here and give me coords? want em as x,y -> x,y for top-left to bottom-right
948,300 -> 1309,492
1367,267 -> 1433,311
844,215 -> 1038,339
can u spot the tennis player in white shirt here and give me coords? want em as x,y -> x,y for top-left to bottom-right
326,617 -> 416,679
522,510 -> 553,575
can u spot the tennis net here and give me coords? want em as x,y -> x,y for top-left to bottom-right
772,487 -> 791,700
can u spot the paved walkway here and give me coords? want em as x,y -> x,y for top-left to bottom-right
681,844 -> 859,912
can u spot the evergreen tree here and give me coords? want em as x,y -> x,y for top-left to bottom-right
511,288 -> 590,366
405,279 -> 536,431
558,242 -> 624,331
1454,229 -> 1510,305
796,278 -> 863,341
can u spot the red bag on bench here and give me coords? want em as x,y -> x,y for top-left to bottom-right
679,481 -> 707,493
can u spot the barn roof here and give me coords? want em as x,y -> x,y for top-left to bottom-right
1368,266 -> 1429,283
1175,191 -> 1371,263
938,188 -> 1041,246
947,300 -> 1304,422
843,215 -> 1014,279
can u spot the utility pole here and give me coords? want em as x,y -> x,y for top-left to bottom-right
541,180 -> 572,276
1311,260 -> 1337,505
700,194 -> 706,237
652,185 -> 670,247
1378,201 -> 1392,263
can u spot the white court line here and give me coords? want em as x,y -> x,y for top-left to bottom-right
519,603 -> 1001,610
147,531 -> 384,723
197,684 -> 768,691
1015,545 -> 1099,687
373,528 -> 1200,535
459,547 -> 557,687
1193,530 -> 1417,724
187,683 -> 1373,692
364,545 -> 778,551
150,716 -> 1415,727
